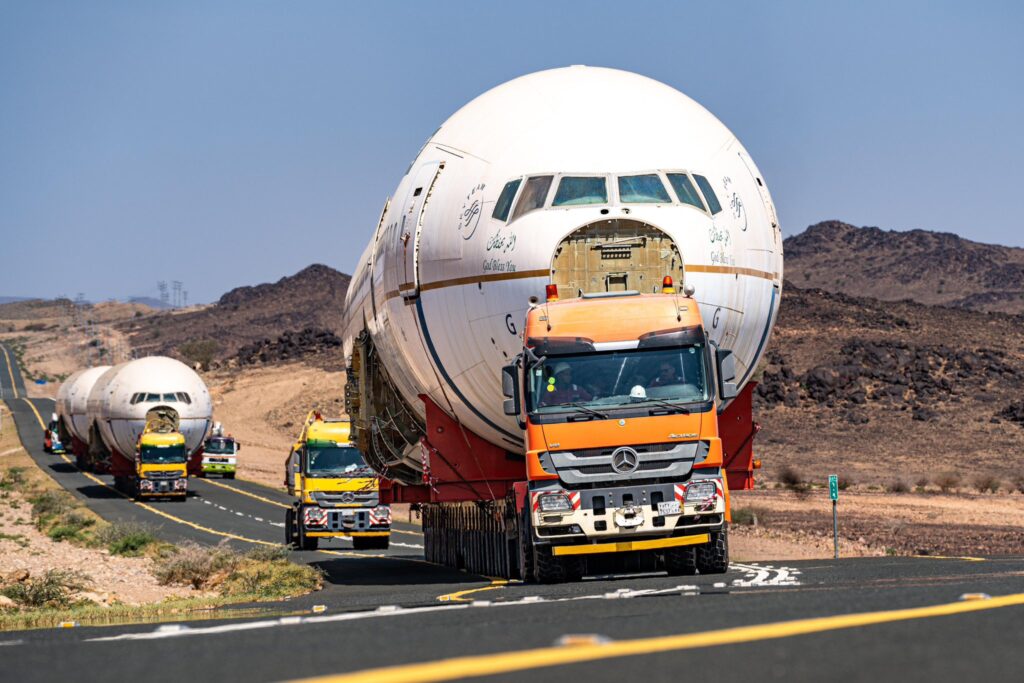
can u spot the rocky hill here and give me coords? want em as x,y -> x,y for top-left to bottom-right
754,282 -> 1024,485
118,264 -> 350,367
784,221 -> 1024,313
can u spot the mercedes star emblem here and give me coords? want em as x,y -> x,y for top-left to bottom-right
610,447 -> 639,474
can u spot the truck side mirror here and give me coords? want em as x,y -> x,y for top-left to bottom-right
501,363 -> 524,427
716,348 -> 738,400
501,365 -> 516,399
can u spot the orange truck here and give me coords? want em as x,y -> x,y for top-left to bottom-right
494,282 -> 739,581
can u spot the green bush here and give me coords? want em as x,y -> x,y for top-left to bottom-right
46,513 -> 95,542
178,340 -> 219,371
98,522 -> 157,556
731,507 -> 767,526
1,570 -> 87,608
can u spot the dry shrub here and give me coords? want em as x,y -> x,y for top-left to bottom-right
934,472 -> 960,493
155,541 -> 237,589
732,507 -> 768,526
972,475 -> 1000,494
887,480 -> 909,494
778,465 -> 804,490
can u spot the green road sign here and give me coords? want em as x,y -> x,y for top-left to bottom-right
829,474 -> 839,501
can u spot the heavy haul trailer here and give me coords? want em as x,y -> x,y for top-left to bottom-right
56,356 -> 213,497
284,412 -> 391,551
341,67 -> 782,582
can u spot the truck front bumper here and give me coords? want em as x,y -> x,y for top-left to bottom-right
530,477 -> 726,551
301,506 -> 391,535
202,461 -> 236,474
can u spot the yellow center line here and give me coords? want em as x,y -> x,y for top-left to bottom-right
292,592 -> 1024,683
199,476 -> 291,508
1,345 -> 19,399
437,580 -> 508,603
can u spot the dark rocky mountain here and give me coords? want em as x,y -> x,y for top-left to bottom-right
119,264 -> 351,366
784,221 -> 1024,313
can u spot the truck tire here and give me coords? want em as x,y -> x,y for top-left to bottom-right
534,545 -> 584,584
285,508 -> 298,549
696,526 -> 730,574
298,524 -> 318,551
224,472 -> 235,480
664,546 -> 698,575
517,506 -> 535,582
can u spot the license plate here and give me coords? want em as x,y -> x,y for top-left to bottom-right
657,501 -> 681,515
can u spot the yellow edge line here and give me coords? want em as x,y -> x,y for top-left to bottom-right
292,592 -> 1024,683
437,580 -> 508,603
199,476 -> 291,508
914,555 -> 986,562
2,345 -> 19,399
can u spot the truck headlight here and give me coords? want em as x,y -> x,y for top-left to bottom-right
174,478 -> 187,490
685,481 -> 718,503
304,507 -> 327,527
371,506 -> 392,524
537,493 -> 573,513
140,480 -> 154,491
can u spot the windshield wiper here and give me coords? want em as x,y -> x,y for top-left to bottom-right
633,398 -> 691,414
552,402 -> 609,420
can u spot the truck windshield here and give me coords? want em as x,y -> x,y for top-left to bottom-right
305,446 -> 373,478
526,345 -> 709,415
204,438 -> 235,455
140,444 -> 187,464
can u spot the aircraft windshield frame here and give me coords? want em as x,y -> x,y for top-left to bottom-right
526,345 -> 711,417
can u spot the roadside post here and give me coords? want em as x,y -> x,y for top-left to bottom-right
829,474 -> 839,559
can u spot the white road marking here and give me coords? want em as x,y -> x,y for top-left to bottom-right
731,563 -> 801,587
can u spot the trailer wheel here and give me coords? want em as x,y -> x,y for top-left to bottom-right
696,526 -> 730,574
516,506 -> 535,582
664,546 -> 698,575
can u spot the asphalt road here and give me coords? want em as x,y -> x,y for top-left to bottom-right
3,343 -> 1024,682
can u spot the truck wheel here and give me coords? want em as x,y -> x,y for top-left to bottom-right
517,507 -> 535,582
664,546 -> 698,575
298,524 -> 318,551
696,526 -> 730,574
224,472 -> 235,480
285,508 -> 298,549
534,545 -> 584,584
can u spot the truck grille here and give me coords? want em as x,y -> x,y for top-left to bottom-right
548,442 -> 705,485
311,490 -> 379,507
145,470 -> 182,480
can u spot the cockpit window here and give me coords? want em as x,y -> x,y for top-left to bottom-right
176,392 -> 191,405
162,393 -> 177,402
552,177 -> 607,206
492,179 -> 521,222
130,393 -> 142,405
693,174 -> 722,215
666,173 -> 707,211
145,393 -> 160,402
618,174 -> 671,203
511,175 -> 553,220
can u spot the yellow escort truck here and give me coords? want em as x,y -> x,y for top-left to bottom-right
116,419 -> 189,501
284,411 -> 391,551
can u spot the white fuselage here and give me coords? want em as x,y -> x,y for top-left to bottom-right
84,356 -> 213,458
56,366 -> 111,443
342,66 -> 783,460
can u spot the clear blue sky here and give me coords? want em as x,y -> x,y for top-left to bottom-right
2,1 -> 1021,303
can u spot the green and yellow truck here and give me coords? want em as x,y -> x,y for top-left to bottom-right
284,411 -> 391,551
